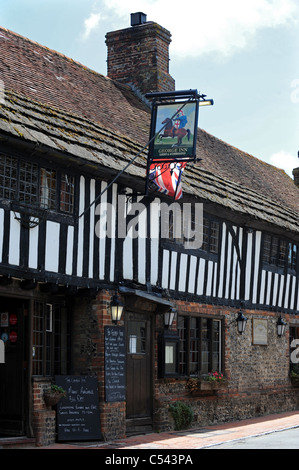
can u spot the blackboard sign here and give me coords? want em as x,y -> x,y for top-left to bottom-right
55,375 -> 101,441
104,326 -> 126,402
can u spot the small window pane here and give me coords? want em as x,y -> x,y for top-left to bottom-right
128,321 -> 146,354
270,237 -> 278,264
189,317 -> 199,375
178,316 -> 186,375
19,160 -> 38,205
288,243 -> 297,271
212,320 -> 221,371
0,154 -> 18,199
263,235 -> 271,264
60,174 -> 74,213
40,168 -> 56,209
210,221 -> 219,253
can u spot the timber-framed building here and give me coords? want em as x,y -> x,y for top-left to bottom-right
0,14 -> 298,444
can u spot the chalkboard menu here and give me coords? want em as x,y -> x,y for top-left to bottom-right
104,326 -> 126,402
55,375 -> 101,441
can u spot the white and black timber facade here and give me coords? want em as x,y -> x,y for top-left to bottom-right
0,98 -> 297,310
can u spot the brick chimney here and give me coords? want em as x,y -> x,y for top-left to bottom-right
292,151 -> 299,188
293,167 -> 299,188
105,13 -> 175,96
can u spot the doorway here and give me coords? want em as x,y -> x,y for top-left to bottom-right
0,297 -> 29,436
126,311 -> 152,434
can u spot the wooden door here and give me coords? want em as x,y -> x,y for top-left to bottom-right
126,312 -> 152,429
0,298 -> 27,436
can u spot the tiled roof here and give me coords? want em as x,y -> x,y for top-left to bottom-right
0,27 -> 150,143
0,26 -> 298,229
0,90 -> 298,236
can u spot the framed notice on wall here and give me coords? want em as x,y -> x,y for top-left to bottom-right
252,319 -> 268,345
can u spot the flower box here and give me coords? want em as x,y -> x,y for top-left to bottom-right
199,380 -> 227,390
186,373 -> 227,395
200,371 -> 227,390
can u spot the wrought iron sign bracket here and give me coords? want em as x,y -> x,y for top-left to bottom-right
78,90 -> 213,217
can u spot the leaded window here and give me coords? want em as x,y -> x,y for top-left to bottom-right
263,234 -> 298,273
165,206 -> 220,254
60,173 -> 75,213
202,218 -> 220,253
0,154 -> 17,199
178,316 -> 222,377
32,301 -> 70,376
0,153 -> 75,214
40,168 -> 56,209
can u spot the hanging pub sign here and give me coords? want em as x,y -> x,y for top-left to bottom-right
147,90 -> 200,165
145,89 -> 213,199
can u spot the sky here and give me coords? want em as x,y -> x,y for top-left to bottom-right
1,0 -> 299,178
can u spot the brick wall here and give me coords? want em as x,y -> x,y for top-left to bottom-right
32,377 -> 56,446
71,290 -> 126,440
153,305 -> 299,432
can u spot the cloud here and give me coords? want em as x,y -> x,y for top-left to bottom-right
82,12 -> 101,40
269,150 -> 298,177
102,0 -> 298,59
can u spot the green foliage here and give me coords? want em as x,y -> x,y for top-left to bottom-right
290,364 -> 299,377
169,401 -> 194,430
50,384 -> 66,396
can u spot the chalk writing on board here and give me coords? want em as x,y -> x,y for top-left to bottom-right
104,326 -> 126,402
55,375 -> 101,441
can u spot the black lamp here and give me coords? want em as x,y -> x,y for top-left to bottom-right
277,315 -> 287,337
110,294 -> 124,324
236,310 -> 248,335
164,308 -> 177,329
199,93 -> 214,106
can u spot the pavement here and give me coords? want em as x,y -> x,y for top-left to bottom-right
24,410 -> 299,450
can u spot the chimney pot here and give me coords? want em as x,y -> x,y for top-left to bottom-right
131,12 -> 147,27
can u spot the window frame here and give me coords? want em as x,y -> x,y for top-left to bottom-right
32,301 -> 70,377
177,315 -> 223,378
162,207 -> 221,258
202,217 -> 220,254
262,233 -> 298,275
0,152 -> 76,216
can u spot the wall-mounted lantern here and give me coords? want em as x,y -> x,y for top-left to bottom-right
110,294 -> 124,325
277,315 -> 287,337
236,310 -> 248,335
164,308 -> 177,329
